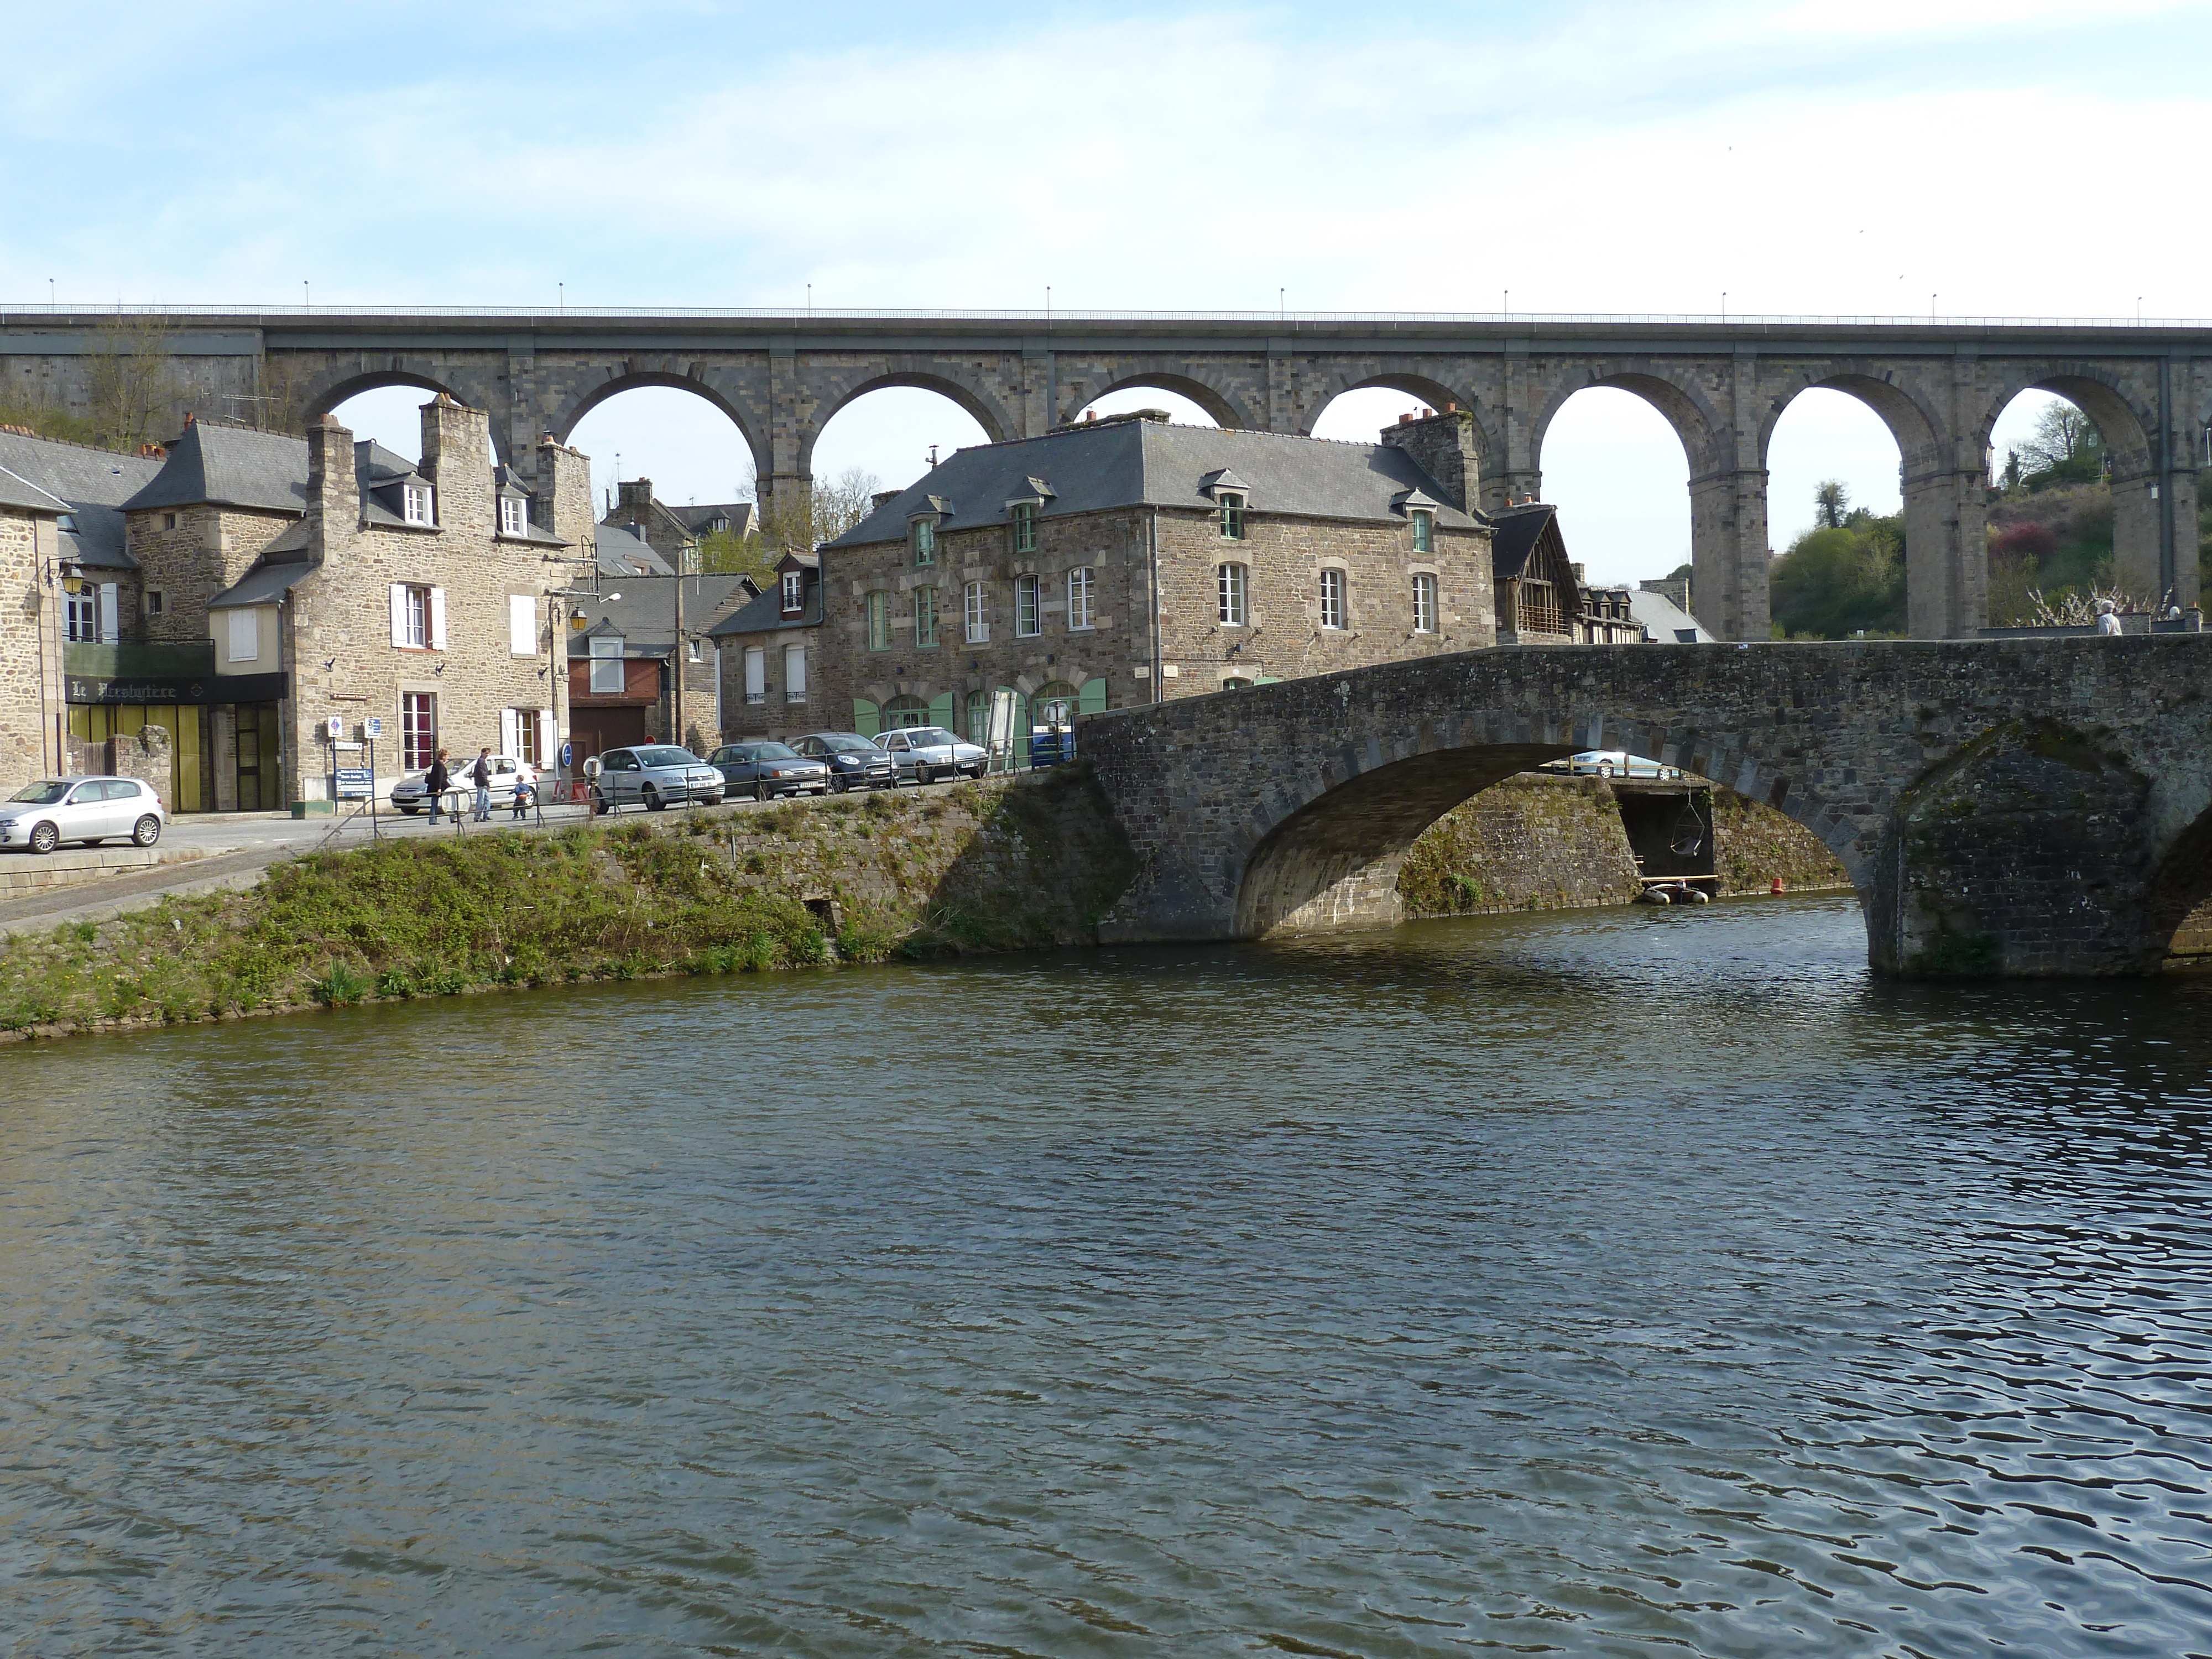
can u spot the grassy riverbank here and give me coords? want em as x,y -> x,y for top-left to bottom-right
0,768 -> 1137,1041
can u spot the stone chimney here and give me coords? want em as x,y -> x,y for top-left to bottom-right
307,415 -> 357,560
420,394 -> 491,538
1379,406 -> 1479,514
615,478 -> 655,523
536,437 -> 593,551
871,489 -> 901,512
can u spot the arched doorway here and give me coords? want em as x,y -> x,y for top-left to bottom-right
880,693 -> 929,730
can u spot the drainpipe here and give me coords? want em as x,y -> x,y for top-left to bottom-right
1147,507 -> 1162,704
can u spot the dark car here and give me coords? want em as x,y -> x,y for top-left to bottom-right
789,732 -> 896,792
708,741 -> 832,801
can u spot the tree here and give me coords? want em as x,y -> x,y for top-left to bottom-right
1814,479 -> 1850,530
2017,401 -> 2104,489
1768,514 -> 1907,638
757,465 -> 883,554
84,315 -> 181,450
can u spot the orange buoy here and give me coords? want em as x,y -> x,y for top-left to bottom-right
1770,877 -> 1785,895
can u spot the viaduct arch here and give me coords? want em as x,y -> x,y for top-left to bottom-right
3,310 -> 2203,633
1079,635 -> 2212,978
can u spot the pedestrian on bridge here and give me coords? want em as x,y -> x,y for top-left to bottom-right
2097,598 -> 2123,637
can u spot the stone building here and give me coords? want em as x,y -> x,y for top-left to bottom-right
604,479 -> 758,575
812,409 -> 1493,745
0,464 -> 70,794
706,550 -> 821,743
204,396 -> 592,806
565,572 -> 753,761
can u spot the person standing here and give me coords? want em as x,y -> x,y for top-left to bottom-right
425,748 -> 451,825
2096,597 -> 2124,637
471,747 -> 493,821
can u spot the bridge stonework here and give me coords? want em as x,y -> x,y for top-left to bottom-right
2,314 -> 2203,638
1077,637 -> 2212,977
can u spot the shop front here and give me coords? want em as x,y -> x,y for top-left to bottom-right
63,643 -> 288,812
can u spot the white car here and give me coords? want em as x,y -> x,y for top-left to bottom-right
1540,750 -> 1681,780
390,754 -> 534,815
0,776 -> 166,853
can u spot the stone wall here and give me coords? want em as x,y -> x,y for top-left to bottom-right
107,722 -> 173,810
1397,775 -> 1640,915
0,505 -> 61,794
127,504 -> 293,642
1710,787 -> 1851,894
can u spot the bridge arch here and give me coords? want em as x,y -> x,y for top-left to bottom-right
1975,363 -> 2156,474
552,368 -> 766,484
1300,371 -> 1485,441
302,366 -> 462,429
797,369 -> 1016,477
1074,371 -> 1254,429
1530,369 -> 1722,481
1756,368 -> 1945,479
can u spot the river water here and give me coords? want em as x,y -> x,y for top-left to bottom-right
3,897 -> 2210,1658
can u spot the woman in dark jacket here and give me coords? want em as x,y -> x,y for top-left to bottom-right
424,748 -> 451,825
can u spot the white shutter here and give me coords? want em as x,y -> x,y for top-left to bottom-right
744,647 -> 766,700
389,583 -> 407,647
784,643 -> 806,700
429,587 -> 447,650
500,708 -> 519,758
227,608 -> 257,663
98,583 -> 119,644
509,594 -> 535,656
536,709 -> 557,770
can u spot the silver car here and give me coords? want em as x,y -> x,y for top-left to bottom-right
390,753 -> 533,815
878,725 -> 987,785
1540,750 -> 1681,780
0,776 -> 166,853
585,744 -> 727,811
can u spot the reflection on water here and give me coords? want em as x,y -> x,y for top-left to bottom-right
3,898 -> 2209,1657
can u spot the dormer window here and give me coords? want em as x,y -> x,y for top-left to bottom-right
1218,492 -> 1246,540
1011,501 -> 1037,554
781,570 -> 804,613
1411,508 -> 1434,554
498,496 -> 526,536
404,484 -> 435,526
910,517 -> 936,566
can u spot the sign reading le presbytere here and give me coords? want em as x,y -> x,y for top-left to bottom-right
64,672 -> 289,706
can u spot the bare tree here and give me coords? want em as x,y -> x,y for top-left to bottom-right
2018,401 -> 2102,473
84,315 -> 181,449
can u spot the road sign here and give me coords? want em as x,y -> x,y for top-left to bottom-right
333,767 -> 374,800
560,739 -> 573,768
363,717 -> 383,739
325,715 -> 345,740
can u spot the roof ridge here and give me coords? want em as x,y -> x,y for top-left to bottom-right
0,425 -> 164,461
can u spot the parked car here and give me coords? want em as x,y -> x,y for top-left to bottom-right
390,752 -> 534,815
1540,750 -> 1681,780
0,776 -> 165,853
788,732 -> 896,792
585,744 -> 728,811
878,726 -> 987,785
707,740 -> 831,801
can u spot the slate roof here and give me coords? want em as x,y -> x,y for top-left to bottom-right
825,418 -> 1484,549
707,565 -> 823,639
1627,585 -> 1712,643
595,521 -> 672,576
122,420 -> 308,515
667,501 -> 758,536
208,557 -> 308,611
0,463 -> 70,514
567,573 -> 754,656
1489,503 -> 1565,581
0,430 -> 164,568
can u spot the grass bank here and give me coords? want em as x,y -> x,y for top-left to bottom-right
0,767 -> 1136,1043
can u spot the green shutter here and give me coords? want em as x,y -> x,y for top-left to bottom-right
1077,677 -> 1107,715
927,691 -> 956,729
1001,688 -> 1030,765
1254,675 -> 1282,685
853,698 -> 880,737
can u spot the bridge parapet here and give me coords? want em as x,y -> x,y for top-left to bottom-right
1079,637 -> 2212,977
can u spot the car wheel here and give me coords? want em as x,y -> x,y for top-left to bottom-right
829,774 -> 848,794
914,763 -> 933,786
29,821 -> 57,854
643,785 -> 664,812
756,780 -> 772,803
702,791 -> 724,807
133,815 -> 161,847
1598,762 -> 1614,778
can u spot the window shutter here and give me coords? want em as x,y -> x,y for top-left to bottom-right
536,710 -> 557,769
429,587 -> 447,650
500,708 -> 519,758
227,608 -> 257,663
98,583 -> 119,644
1078,677 -> 1107,716
852,698 -> 880,738
1009,692 -> 1030,766
927,691 -> 955,729
744,647 -> 766,698
784,644 -> 806,699
389,584 -> 406,647
509,594 -> 535,656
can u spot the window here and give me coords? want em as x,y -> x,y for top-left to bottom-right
1067,566 -> 1095,631
966,688 -> 991,744
781,570 -> 804,613
227,608 -> 258,662
914,585 -> 938,648
964,580 -> 989,643
589,635 -> 625,694
1223,676 -> 1253,690
509,594 -> 536,656
1015,573 -> 1040,637
687,637 -> 702,663
65,587 -> 97,643
883,693 -> 928,729
391,583 -> 440,649
403,484 -> 435,526
1411,509 -> 1434,555
910,517 -> 936,566
1011,501 -> 1037,554
784,644 -> 807,703
147,590 -> 165,616
516,709 -> 544,766
1319,568 -> 1347,630
1217,562 -> 1247,627
1413,572 -> 1439,634
401,692 -> 436,769
867,591 -> 891,651
498,495 -> 526,536
744,647 -> 766,703
1218,492 -> 1246,540
162,512 -> 179,530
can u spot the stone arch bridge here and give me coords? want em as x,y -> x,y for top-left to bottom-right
1077,636 -> 2212,977
2,309 -> 2205,638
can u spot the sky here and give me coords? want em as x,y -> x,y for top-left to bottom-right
6,0 -> 2207,583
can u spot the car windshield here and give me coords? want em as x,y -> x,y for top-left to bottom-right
8,781 -> 72,805
821,735 -> 878,753
909,728 -> 957,747
637,747 -> 698,767
754,743 -> 799,760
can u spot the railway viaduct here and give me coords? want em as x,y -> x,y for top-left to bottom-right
1077,635 -> 2212,978
1,309 -> 2205,640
